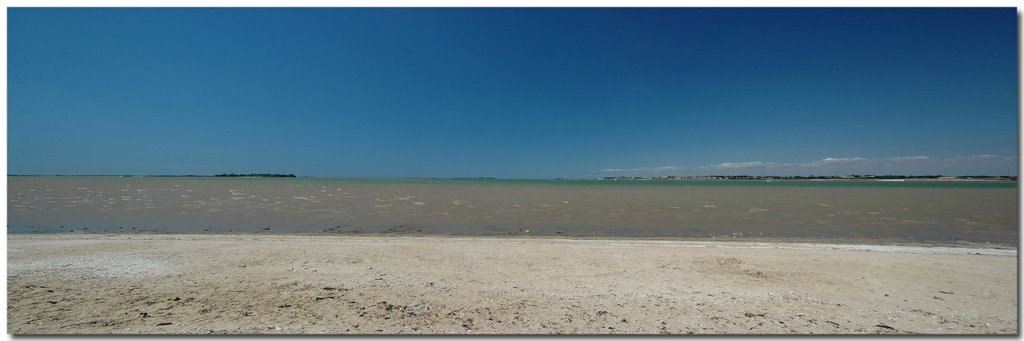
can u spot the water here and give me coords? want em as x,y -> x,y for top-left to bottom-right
7,176 -> 1019,244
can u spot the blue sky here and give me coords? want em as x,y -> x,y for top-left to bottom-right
8,8 -> 1018,178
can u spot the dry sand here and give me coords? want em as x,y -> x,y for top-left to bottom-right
6,234 -> 1018,335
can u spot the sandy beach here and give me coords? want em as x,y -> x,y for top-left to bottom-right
6,234 -> 1018,335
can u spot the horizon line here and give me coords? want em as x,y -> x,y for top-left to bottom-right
6,174 -> 1019,179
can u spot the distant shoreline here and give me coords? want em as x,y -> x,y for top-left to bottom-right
595,175 -> 1018,182
6,174 -> 1018,182
7,174 -> 299,178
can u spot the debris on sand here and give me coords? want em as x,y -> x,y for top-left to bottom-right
407,302 -> 430,316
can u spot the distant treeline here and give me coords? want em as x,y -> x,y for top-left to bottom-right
214,173 -> 296,178
9,174 -> 299,178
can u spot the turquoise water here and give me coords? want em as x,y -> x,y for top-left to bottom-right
308,177 -> 1018,189
7,176 -> 1019,244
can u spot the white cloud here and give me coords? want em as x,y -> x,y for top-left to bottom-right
799,157 -> 866,167
600,167 -> 649,172
887,156 -> 930,161
602,165 -> 691,173
596,154 -> 1015,175
961,154 -> 1001,160
704,161 -> 777,169
820,157 -> 867,163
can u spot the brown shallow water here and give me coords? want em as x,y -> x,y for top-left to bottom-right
6,177 -> 1018,245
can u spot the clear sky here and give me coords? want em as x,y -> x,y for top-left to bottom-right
8,8 -> 1018,178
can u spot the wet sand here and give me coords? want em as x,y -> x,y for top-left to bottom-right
6,234 -> 1018,334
